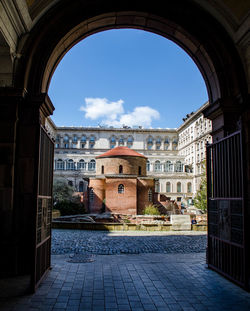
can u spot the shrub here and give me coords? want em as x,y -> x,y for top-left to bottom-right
143,204 -> 161,215
54,200 -> 86,216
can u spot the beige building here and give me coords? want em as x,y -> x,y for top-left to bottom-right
47,102 -> 212,206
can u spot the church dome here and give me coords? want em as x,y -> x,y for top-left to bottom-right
96,146 -> 146,158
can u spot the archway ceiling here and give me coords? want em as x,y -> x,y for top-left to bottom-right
25,0 -> 250,30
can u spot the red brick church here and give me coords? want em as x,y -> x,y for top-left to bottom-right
85,146 -> 155,214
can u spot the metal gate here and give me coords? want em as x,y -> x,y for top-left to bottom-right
207,130 -> 247,288
32,126 -> 54,290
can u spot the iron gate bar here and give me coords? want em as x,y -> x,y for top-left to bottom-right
206,130 -> 247,289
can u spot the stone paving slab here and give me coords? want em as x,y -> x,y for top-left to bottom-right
1,252 -> 250,311
51,230 -> 207,255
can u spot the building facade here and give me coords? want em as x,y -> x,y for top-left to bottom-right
47,102 -> 212,206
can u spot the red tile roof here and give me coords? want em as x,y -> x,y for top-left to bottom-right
96,146 -> 146,158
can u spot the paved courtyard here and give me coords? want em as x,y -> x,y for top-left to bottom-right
1,230 -> 250,311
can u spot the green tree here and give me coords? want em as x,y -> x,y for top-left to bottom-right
53,178 -> 74,204
194,160 -> 207,212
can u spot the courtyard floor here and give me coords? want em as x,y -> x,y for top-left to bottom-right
1,230 -> 250,311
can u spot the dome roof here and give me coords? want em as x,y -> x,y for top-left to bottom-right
96,146 -> 146,158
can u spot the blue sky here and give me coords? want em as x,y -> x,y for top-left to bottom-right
48,29 -> 208,128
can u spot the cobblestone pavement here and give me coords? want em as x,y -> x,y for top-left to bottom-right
51,230 -> 207,255
1,252 -> 250,311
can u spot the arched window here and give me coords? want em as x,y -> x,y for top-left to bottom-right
89,135 -> 95,148
146,160 -> 150,171
89,188 -> 94,202
101,165 -> 104,174
77,159 -> 86,170
164,138 -> 169,150
63,135 -> 69,142
119,137 -> 124,146
119,165 -> 123,174
172,138 -> 178,150
110,136 -> 116,148
177,182 -> 181,193
165,161 -> 173,172
127,136 -> 133,148
56,159 -> 64,170
81,136 -> 86,148
79,181 -> 84,192
67,159 -> 75,170
166,182 -> 171,193
156,138 -> 161,150
88,159 -> 96,171
187,182 -> 192,193
154,160 -> 161,172
138,166 -> 141,175
175,161 -> 183,172
118,184 -> 124,194
147,137 -> 153,150
148,189 -> 153,202
73,135 -> 78,143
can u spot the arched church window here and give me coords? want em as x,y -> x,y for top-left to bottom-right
101,165 -> 104,174
138,166 -> 141,175
118,184 -> 124,194
119,165 -> 123,174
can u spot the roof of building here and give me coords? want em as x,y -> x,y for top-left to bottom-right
96,146 -> 146,158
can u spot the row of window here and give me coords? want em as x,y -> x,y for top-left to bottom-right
55,135 -> 179,150
147,160 -> 184,172
155,181 -> 192,193
55,159 -> 96,171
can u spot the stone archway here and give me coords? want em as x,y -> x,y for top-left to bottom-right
0,0 -> 249,292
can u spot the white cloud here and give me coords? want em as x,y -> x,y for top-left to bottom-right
80,98 -> 160,128
80,97 -> 124,120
